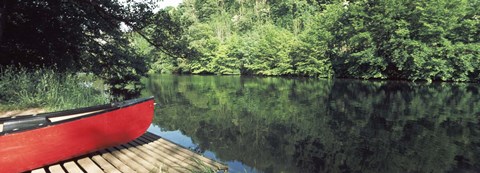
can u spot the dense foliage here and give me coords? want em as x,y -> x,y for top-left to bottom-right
0,0 -> 156,86
0,0 -> 478,87
144,0 -> 479,82
144,75 -> 480,172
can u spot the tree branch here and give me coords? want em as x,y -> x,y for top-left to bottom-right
84,0 -> 182,59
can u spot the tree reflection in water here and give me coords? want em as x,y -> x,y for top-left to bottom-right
143,75 -> 480,173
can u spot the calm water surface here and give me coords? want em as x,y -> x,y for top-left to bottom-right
143,75 -> 480,173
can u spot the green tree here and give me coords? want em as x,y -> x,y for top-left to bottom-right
146,0 -> 479,82
242,24 -> 298,75
330,0 -> 480,81
0,0 -> 157,86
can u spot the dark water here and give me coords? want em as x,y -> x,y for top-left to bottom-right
142,75 -> 480,173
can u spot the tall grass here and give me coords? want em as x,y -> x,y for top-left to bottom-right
0,67 -> 110,111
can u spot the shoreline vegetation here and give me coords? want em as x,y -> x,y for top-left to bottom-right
0,0 -> 478,110
0,108 -> 45,118
0,67 -> 110,112
140,0 -> 479,83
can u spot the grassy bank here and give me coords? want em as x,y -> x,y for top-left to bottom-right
0,67 -> 110,111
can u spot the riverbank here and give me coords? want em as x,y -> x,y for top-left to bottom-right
0,108 -> 45,118
0,67 -> 110,112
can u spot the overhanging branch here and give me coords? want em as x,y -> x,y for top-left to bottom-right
84,0 -> 182,59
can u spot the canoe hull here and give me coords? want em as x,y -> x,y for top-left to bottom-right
0,99 -> 154,173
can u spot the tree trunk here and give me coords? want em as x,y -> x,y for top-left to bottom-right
0,0 -> 6,44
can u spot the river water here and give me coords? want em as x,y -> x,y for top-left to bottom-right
142,74 -> 480,173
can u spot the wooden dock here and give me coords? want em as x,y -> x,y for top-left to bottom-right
28,132 -> 228,173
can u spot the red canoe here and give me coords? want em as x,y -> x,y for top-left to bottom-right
0,97 -> 154,173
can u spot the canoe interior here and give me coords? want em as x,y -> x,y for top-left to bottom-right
0,97 -> 154,135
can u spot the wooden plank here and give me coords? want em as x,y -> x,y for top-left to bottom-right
111,145 -> 157,171
131,137 -> 200,172
98,150 -> 136,173
91,155 -> 121,173
31,168 -> 47,173
105,147 -> 150,172
124,140 -> 185,173
143,133 -> 220,166
48,165 -> 65,173
142,134 -> 227,170
133,137 -> 198,171
138,135 -> 194,159
154,136 -> 227,170
115,145 -> 158,169
63,161 -> 84,173
26,132 -> 228,173
48,110 -> 104,122
77,157 -> 103,173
